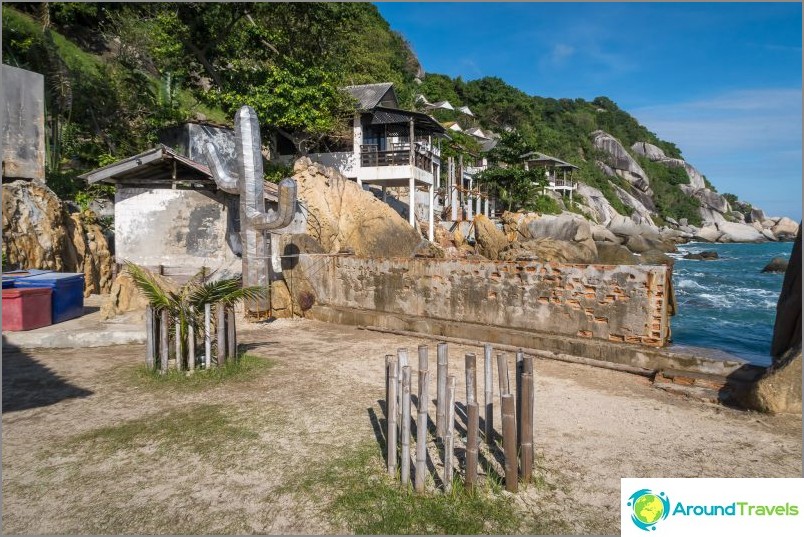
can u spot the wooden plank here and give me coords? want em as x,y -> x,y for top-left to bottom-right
501,394 -> 517,493
465,353 -> 477,404
387,356 -> 398,476
521,372 -> 533,482
401,365 -> 412,486
444,375 -> 456,492
484,344 -> 494,444
436,342 -> 448,440
415,369 -> 430,493
497,353 -> 510,396
465,401 -> 479,490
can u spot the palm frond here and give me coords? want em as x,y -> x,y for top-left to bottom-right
123,261 -> 173,311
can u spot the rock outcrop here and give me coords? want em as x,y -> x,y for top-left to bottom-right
715,221 -> 765,243
576,183 -> 619,226
499,238 -> 596,264
771,217 -> 799,241
2,180 -> 113,296
762,257 -> 789,273
293,157 -> 425,258
631,141 -> 706,190
591,130 -> 651,193
771,227 -> 802,359
473,214 -> 508,261
523,213 -> 597,260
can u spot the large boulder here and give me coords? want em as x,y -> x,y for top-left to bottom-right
624,235 -> 677,254
293,158 -> 424,257
524,213 -> 597,260
693,225 -> 723,243
473,214 -> 508,261
747,208 -> 766,223
2,180 -> 113,296
771,226 -> 801,358
100,270 -> 178,319
761,257 -> 789,273
499,238 -> 596,264
630,141 -> 667,161
771,217 -> 799,241
591,224 -> 620,244
738,345 -> 801,414
716,221 -> 766,243
611,185 -> 657,227
591,130 -> 651,193
595,242 -> 638,265
576,183 -> 620,226
270,233 -> 325,318
606,214 -> 660,241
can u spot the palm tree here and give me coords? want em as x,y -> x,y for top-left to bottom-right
124,261 -> 266,369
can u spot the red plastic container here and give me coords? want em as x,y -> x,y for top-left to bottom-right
2,287 -> 53,331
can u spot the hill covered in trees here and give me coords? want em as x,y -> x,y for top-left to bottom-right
2,2 -> 758,229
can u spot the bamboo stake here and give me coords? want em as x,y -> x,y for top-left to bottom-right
516,349 -> 524,452
418,344 -> 428,372
175,318 -> 182,371
159,309 -> 169,375
466,401 -> 479,490
217,303 -> 226,365
387,356 -> 398,476
521,372 -> 533,482
497,353 -> 510,395
188,313 -> 195,373
436,342 -> 448,440
397,348 -> 408,441
444,375 -> 456,492
227,306 -> 236,361
465,353 -> 477,404
501,394 -> 518,492
415,369 -> 429,493
484,344 -> 493,443
145,306 -> 155,370
401,365 -> 412,486
385,354 -> 394,411
204,303 -> 211,369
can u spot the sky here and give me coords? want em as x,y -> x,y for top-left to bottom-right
376,2 -> 802,220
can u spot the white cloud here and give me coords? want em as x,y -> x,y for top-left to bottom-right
550,43 -> 575,63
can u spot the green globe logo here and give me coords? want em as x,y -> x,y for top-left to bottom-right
627,489 -> 670,531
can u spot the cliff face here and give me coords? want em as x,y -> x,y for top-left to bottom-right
2,180 -> 113,296
582,130 -> 793,243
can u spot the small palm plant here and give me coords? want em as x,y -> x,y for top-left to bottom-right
124,261 -> 266,369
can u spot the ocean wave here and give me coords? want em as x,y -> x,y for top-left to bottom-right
676,278 -> 705,290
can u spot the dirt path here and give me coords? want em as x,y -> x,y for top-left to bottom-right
2,319 -> 801,534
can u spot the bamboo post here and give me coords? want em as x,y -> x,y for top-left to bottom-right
418,344 -> 428,372
501,394 -> 518,492
401,365 -> 412,486
521,372 -> 533,482
385,354 -> 394,411
484,344 -> 493,443
387,356 -> 398,476
436,342 -> 448,440
465,353 -> 477,404
159,309 -> 169,375
415,369 -> 429,493
217,303 -> 226,365
188,313 -> 195,373
175,318 -> 182,371
497,353 -> 510,395
204,303 -> 212,369
397,348 -> 408,440
466,401 -> 479,490
443,375 -> 456,492
516,349 -> 524,452
145,306 -> 155,370
227,306 -> 236,361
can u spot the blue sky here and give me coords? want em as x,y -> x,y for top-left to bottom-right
376,2 -> 802,220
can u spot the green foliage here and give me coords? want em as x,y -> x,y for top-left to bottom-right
637,157 -> 702,226
525,194 -> 562,215
573,161 -> 633,216
702,175 -> 717,192
263,162 -> 294,184
132,355 -> 274,391
722,192 -> 739,206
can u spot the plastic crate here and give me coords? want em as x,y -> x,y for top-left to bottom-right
2,287 -> 53,331
12,272 -> 84,323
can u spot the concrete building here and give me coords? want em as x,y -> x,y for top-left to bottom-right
521,151 -> 579,203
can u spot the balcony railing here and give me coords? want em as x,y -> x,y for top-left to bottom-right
361,144 -> 434,173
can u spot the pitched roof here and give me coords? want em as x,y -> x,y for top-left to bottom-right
343,83 -> 396,110
520,151 -> 579,170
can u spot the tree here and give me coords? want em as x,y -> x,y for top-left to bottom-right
475,131 -> 546,211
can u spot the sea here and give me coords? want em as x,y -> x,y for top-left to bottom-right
669,241 -> 795,366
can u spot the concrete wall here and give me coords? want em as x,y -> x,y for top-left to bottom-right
1,65 -> 45,182
115,187 -> 241,276
300,256 -> 670,346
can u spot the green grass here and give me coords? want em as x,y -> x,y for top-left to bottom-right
129,353 -> 274,392
62,403 -> 260,457
293,442 -> 571,535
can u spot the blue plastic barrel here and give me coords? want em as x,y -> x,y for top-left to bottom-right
2,278 -> 15,289
12,272 -> 85,323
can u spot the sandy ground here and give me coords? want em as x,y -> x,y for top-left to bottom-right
2,318 -> 802,534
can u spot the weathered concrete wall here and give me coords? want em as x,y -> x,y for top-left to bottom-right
1,65 -> 46,182
114,187 -> 241,276
300,256 -> 670,346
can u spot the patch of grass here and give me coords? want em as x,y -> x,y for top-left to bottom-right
129,353 -> 274,392
294,442 -> 569,535
63,404 -> 259,457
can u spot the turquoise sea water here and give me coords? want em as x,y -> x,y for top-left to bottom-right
670,241 -> 795,366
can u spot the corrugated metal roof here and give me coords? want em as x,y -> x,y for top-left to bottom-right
343,83 -> 395,110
